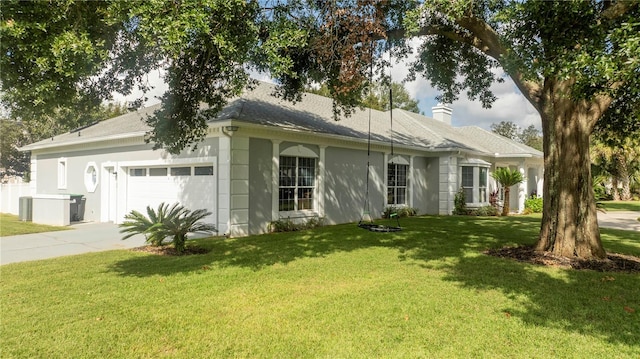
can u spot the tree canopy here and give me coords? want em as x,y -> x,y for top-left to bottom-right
308,81 -> 421,113
2,0 -> 639,259
491,121 -> 543,151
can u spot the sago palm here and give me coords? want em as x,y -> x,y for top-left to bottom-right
120,202 -> 216,253
491,168 -> 525,216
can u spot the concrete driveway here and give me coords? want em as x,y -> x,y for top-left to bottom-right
597,211 -> 640,232
1,222 -> 146,265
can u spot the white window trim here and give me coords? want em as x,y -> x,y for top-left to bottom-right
387,162 -> 409,206
459,160 -> 491,206
278,155 -> 317,215
57,158 -> 67,189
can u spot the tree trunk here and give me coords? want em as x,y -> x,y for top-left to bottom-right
502,188 -> 511,216
611,177 -> 620,201
535,81 -> 606,259
617,155 -> 632,201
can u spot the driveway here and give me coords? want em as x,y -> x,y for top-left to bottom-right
597,211 -> 640,232
1,222 -> 146,265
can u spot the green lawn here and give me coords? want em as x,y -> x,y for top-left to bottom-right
1,216 -> 639,358
600,200 -> 640,212
0,213 -> 68,237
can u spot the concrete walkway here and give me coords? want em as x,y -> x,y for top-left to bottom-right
1,222 -> 146,265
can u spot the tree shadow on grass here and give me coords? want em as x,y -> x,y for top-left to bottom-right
433,253 -> 640,349
107,215 -> 640,347
107,216 -> 538,276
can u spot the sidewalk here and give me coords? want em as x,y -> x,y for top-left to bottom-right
1,222 -> 146,265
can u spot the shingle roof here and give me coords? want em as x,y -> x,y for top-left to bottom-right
22,81 -> 542,159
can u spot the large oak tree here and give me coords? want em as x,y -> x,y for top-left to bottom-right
2,0 -> 639,259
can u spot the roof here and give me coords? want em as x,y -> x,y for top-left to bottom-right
22,81 -> 542,159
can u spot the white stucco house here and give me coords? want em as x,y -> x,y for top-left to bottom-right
20,81 -> 543,235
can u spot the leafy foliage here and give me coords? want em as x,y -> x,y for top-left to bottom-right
468,205 -> 499,216
524,197 -> 543,214
382,206 -> 418,219
491,168 -> 525,216
490,121 -> 542,151
0,120 -> 30,179
120,202 -> 216,253
453,188 -> 468,215
268,216 -> 325,233
0,103 -> 129,179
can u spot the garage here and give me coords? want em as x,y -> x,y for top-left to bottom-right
125,164 -> 216,223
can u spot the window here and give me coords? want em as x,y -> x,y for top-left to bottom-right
194,166 -> 214,176
388,163 -> 408,205
149,168 -> 168,176
461,166 -> 474,202
84,162 -> 98,192
171,167 -> 191,176
57,158 -> 67,189
479,167 -> 488,202
130,168 -> 146,176
460,161 -> 490,204
279,156 -> 315,211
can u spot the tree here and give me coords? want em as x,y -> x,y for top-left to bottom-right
591,138 -> 640,201
491,168 -> 525,216
490,121 -> 519,140
0,103 -> 129,179
3,1 -> 639,259
490,121 -> 543,151
0,120 -> 30,179
365,81 -> 421,113
309,81 -> 420,113
403,1 -> 640,259
518,125 -> 543,152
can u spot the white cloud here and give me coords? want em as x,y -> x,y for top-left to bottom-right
114,44 -> 541,132
380,37 -> 541,131
111,69 -> 167,107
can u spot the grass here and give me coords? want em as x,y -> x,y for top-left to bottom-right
600,200 -> 640,212
0,213 -> 68,237
1,216 -> 639,358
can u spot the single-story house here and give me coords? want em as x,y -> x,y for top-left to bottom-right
21,81 -> 543,235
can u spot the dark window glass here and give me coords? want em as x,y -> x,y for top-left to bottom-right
149,168 -> 168,176
194,166 -> 214,176
129,168 -> 146,177
171,167 -> 191,176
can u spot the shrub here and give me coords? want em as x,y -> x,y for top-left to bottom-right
382,206 -> 418,219
453,188 -> 468,215
268,217 -> 325,233
524,197 -> 543,214
470,205 -> 499,216
120,202 -> 216,254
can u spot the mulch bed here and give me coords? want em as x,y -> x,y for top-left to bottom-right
132,245 -> 210,256
485,246 -> 640,273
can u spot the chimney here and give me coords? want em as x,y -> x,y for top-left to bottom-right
432,103 -> 452,125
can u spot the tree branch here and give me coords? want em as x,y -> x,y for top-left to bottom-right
601,0 -> 639,20
387,17 -> 544,112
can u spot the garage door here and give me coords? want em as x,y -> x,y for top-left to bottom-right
126,164 -> 216,223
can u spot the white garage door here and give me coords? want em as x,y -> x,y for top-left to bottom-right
126,164 -> 216,223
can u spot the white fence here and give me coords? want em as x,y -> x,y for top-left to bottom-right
0,183 -> 33,215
